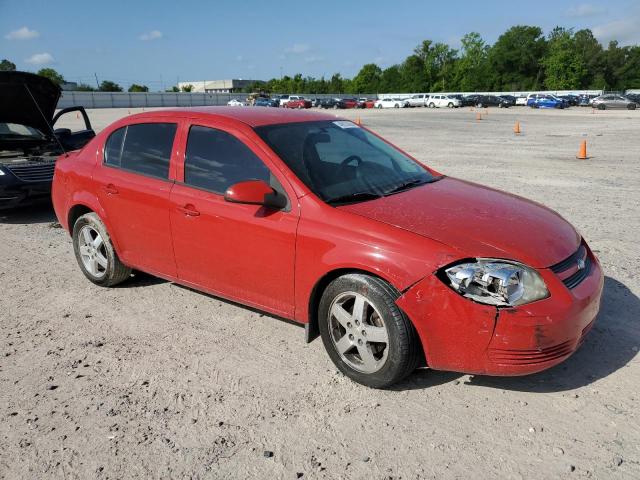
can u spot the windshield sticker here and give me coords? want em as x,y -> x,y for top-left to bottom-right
333,121 -> 359,129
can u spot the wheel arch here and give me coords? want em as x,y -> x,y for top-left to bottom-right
65,196 -> 123,256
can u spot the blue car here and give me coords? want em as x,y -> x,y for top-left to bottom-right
528,94 -> 565,109
254,97 -> 279,107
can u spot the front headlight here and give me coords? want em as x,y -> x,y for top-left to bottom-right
0,168 -> 5,176
442,259 -> 549,307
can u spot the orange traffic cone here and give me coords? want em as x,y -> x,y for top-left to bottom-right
514,121 -> 521,134
576,140 -> 588,159
355,116 -> 361,125
476,112 -> 482,121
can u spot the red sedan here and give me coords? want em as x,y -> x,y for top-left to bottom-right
52,107 -> 603,388
285,98 -> 312,109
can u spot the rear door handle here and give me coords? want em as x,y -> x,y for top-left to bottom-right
102,183 -> 119,195
177,204 -> 200,217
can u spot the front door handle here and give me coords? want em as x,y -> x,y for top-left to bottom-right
102,183 -> 119,195
177,204 -> 200,217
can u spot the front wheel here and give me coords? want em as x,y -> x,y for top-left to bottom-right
628,104 -> 636,110
429,103 -> 435,108
377,104 -> 382,109
598,104 -> 606,110
318,274 -> 420,388
72,212 -> 131,287
447,102 -> 454,108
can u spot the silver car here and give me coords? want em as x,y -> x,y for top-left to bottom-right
591,94 -> 637,110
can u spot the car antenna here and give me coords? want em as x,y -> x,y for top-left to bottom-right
23,83 -> 68,157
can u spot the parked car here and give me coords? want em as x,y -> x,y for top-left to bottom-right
51,107 -> 603,388
473,95 -> 511,108
515,96 -> 528,106
357,98 -> 376,109
276,95 -> 291,107
427,94 -> 462,108
460,95 -> 481,107
591,94 -> 637,110
285,98 -> 312,109
319,98 -> 351,109
558,95 -> 579,107
528,94 -> 565,109
339,98 -> 359,109
227,99 -> 246,107
0,71 -> 95,209
374,98 -> 409,109
254,97 -> 279,107
499,95 -> 517,106
624,93 -> 640,104
406,94 -> 429,107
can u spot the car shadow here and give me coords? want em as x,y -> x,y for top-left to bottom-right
394,276 -> 639,392
0,202 -> 58,225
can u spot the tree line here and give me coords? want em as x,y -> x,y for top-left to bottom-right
248,26 -> 639,94
2,25 -> 639,94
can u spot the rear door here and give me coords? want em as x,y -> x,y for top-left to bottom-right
95,121 -> 179,277
169,121 -> 299,316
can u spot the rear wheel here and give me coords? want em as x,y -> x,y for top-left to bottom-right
447,102 -> 454,108
318,274 -> 420,388
628,103 -> 636,110
72,212 -> 131,287
598,104 -> 606,110
429,102 -> 435,108
394,104 -> 399,108
476,103 -> 484,108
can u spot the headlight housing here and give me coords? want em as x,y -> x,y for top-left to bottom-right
442,259 -> 549,307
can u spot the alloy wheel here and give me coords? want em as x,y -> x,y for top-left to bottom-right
78,225 -> 108,278
328,291 -> 389,374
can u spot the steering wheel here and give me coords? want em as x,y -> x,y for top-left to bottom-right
336,155 -> 363,179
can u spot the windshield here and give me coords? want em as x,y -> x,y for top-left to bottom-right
0,122 -> 45,139
255,120 -> 437,204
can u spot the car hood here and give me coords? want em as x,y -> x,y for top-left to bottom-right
338,177 -> 580,268
0,71 -> 61,137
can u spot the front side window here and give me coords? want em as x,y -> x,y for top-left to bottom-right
256,121 -> 437,204
104,123 -> 177,179
184,125 -> 271,194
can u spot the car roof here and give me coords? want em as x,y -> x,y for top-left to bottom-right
132,106 -> 339,127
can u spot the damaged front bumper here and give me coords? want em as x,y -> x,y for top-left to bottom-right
396,247 -> 604,376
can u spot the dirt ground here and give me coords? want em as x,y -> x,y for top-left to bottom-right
1,106 -> 639,479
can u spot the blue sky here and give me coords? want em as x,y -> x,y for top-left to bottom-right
1,0 -> 638,90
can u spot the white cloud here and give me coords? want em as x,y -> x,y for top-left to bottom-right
284,43 -> 310,54
5,26 -> 39,40
25,52 -> 55,65
592,17 -> 640,45
566,4 -> 606,17
139,30 -> 162,41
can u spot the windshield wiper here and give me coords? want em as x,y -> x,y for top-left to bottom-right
383,176 -> 441,196
326,191 -> 382,205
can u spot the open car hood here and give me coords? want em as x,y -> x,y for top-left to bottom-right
0,71 -> 61,137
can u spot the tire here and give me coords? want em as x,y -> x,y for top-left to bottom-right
447,102 -> 454,108
333,104 -> 339,109
394,104 -> 399,108
429,103 -> 435,108
628,104 -> 636,110
377,104 -> 382,109
476,103 -> 484,108
318,273 -> 420,388
498,103 -> 503,108
597,104 -> 606,110
72,212 -> 131,287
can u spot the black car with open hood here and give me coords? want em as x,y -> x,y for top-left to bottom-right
0,71 -> 95,209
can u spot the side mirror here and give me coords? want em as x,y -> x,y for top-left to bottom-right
224,180 -> 287,209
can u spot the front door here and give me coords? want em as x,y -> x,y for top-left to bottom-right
169,123 -> 298,317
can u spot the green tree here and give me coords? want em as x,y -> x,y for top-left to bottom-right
542,27 -> 587,89
76,83 -> 95,91
454,32 -> 490,91
488,25 -> 547,90
329,73 -> 345,93
380,65 -> 402,92
573,29 -> 605,88
128,83 -> 149,92
37,68 -> 65,85
400,55 -> 428,92
0,59 -> 16,71
180,84 -> 194,92
98,80 -> 123,92
166,86 -> 180,92
352,63 -> 382,93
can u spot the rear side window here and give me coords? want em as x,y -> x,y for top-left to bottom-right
104,123 -> 177,179
184,125 -> 271,194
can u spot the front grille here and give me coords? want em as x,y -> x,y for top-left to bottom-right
6,158 -> 56,182
488,339 -> 575,365
550,244 -> 591,289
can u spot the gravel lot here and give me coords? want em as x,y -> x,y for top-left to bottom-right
1,106 -> 639,479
